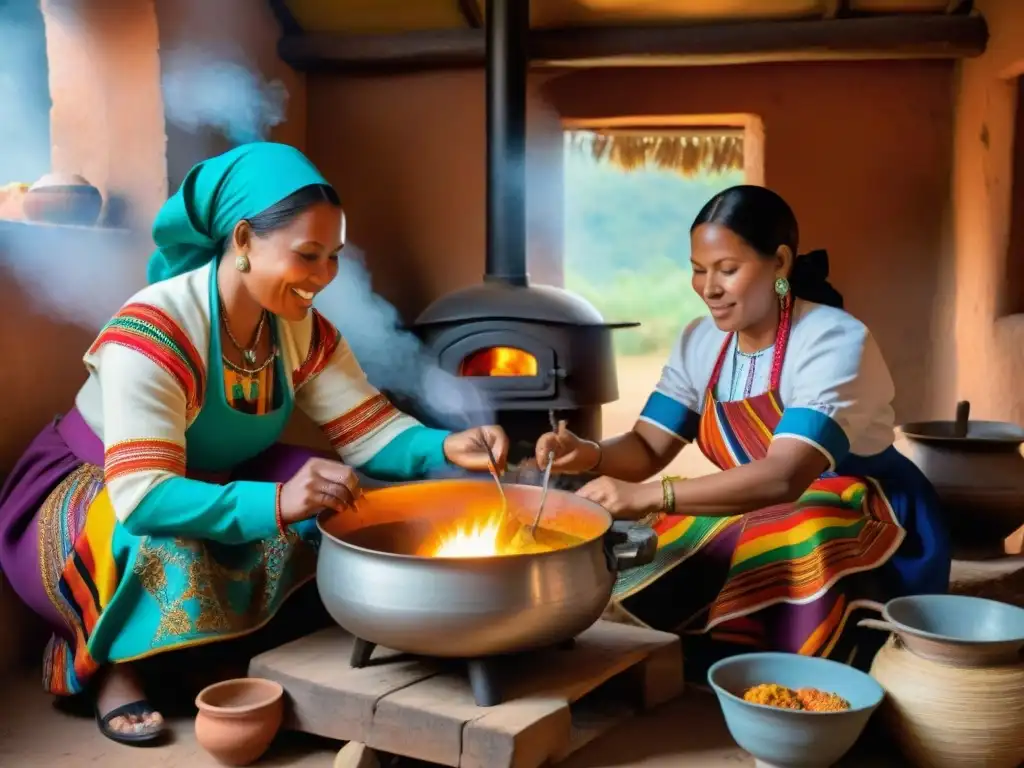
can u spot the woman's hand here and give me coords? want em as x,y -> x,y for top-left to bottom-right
278,457 -> 361,525
577,477 -> 664,520
443,425 -> 510,473
535,425 -> 601,474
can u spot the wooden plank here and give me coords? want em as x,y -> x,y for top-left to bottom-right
553,690 -> 636,763
1006,525 -> 1024,556
371,672 -> 483,766
248,628 -> 442,743
635,640 -> 686,710
275,13 -> 988,73
368,621 -> 682,767
333,742 -> 380,768
461,697 -> 571,768
457,0 -> 483,28
821,0 -> 849,18
252,621 -> 683,768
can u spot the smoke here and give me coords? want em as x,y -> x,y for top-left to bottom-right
161,46 -> 288,145
0,225 -> 145,331
0,2 -> 51,186
317,247 -> 495,431
0,2 -> 144,330
0,15 -> 488,430
0,36 -> 290,330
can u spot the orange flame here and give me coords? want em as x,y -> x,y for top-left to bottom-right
460,346 -> 538,377
430,509 -> 507,558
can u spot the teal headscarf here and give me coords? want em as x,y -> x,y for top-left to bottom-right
147,142 -> 331,284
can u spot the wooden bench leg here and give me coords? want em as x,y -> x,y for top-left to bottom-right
334,741 -> 381,768
1006,525 -> 1024,556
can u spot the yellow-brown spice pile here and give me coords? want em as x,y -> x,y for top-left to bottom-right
741,683 -> 851,712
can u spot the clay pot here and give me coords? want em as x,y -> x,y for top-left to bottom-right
857,595 -> 1024,667
897,400 -> 1024,549
870,637 -> 1024,767
22,173 -> 102,226
195,678 -> 284,766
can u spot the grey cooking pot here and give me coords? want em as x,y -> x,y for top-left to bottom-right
316,478 -> 658,659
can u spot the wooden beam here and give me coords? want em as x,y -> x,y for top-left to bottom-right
279,29 -> 483,72
277,14 -> 988,74
821,1 -> 848,19
457,0 -> 483,28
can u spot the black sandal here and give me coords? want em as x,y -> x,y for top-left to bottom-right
95,700 -> 168,746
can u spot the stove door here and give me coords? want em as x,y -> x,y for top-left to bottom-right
439,330 -> 559,399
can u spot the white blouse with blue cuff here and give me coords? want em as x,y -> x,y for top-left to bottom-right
638,301 -> 897,470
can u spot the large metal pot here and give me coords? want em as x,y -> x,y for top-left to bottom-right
897,401 -> 1024,548
316,478 -> 658,658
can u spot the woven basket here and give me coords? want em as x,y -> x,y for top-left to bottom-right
870,636 -> 1024,767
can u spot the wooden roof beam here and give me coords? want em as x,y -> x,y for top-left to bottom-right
821,1 -> 848,19
457,0 -> 483,28
277,13 -> 988,73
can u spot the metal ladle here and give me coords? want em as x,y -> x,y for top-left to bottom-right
530,450 -> 556,536
481,430 -> 507,518
512,419 -> 561,549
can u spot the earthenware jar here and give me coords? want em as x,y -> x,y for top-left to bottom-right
22,173 -> 103,226
870,638 -> 1024,767
194,677 -> 284,766
861,595 -> 1024,767
896,400 -> 1024,551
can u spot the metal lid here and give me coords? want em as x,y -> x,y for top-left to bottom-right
899,419 -> 1024,448
413,282 -> 638,328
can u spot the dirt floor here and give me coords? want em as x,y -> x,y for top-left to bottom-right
0,668 -> 905,768
4,552 -> 1022,768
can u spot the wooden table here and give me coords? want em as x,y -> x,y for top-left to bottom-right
250,620 -> 685,768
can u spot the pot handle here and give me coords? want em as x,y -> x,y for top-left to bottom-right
855,600 -> 894,633
856,618 -> 899,633
605,521 -> 658,572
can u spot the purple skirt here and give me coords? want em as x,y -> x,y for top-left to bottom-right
0,408 -> 325,636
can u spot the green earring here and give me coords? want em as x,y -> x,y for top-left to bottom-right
774,276 -> 790,297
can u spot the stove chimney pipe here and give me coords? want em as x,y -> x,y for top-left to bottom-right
484,0 -> 529,287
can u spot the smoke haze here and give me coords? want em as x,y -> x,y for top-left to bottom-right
0,18 -> 490,427
161,45 -> 288,145
319,248 -> 494,430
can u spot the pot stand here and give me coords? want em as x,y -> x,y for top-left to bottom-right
349,636 -> 579,707
250,619 -> 684,768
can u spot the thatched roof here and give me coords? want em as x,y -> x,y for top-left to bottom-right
566,128 -> 744,177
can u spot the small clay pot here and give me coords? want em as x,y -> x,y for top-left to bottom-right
195,678 -> 284,766
22,172 -> 102,226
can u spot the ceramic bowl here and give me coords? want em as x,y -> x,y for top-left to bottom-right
22,173 -> 102,226
195,677 -> 284,766
708,652 -> 884,768
858,594 -> 1024,666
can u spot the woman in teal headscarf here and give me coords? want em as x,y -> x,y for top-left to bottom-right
0,143 -> 509,745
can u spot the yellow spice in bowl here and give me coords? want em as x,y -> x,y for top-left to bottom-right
742,683 -> 850,712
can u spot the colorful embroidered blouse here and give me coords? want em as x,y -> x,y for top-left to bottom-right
72,262 -> 449,543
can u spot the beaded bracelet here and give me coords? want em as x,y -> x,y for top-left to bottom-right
274,483 -> 287,537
